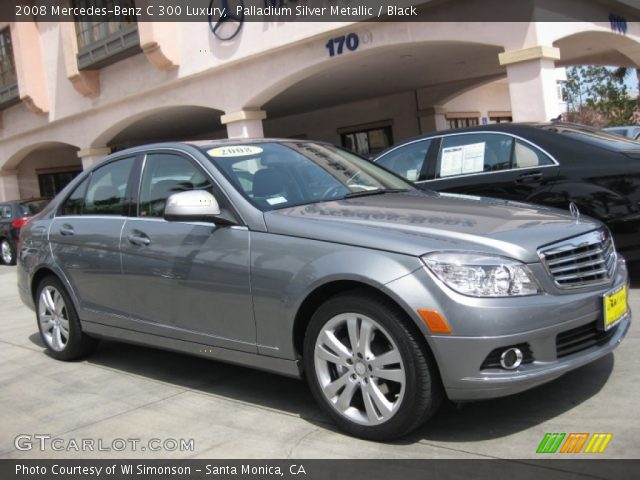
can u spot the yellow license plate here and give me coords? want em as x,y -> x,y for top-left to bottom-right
603,285 -> 628,331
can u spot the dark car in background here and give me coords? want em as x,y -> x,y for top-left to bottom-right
374,123 -> 640,262
0,199 -> 49,265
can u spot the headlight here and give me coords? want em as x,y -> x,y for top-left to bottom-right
422,252 -> 541,297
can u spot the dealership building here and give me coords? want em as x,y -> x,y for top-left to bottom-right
0,0 -> 639,201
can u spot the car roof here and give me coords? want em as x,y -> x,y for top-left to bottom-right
388,122 -> 569,142
377,122 -> 640,156
105,138 -> 334,159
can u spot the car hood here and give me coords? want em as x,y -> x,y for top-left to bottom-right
263,191 -> 602,263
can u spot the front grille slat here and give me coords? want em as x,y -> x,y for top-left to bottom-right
539,229 -> 616,289
556,321 -> 618,358
546,247 -> 605,267
554,268 -> 609,283
549,257 -> 608,274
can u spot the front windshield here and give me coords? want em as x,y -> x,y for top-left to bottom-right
203,142 -> 414,211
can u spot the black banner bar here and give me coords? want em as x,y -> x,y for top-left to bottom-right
1,459 -> 639,480
2,0 -> 640,23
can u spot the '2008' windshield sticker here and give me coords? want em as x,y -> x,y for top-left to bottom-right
207,146 -> 264,157
266,196 -> 288,205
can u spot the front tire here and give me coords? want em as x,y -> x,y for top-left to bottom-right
0,238 -> 15,265
303,291 -> 443,440
36,276 -> 97,360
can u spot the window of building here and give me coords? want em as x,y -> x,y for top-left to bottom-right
73,0 -> 141,70
446,113 -> 480,129
0,28 -> 19,108
489,116 -> 513,124
340,124 -> 393,157
38,170 -> 83,198
488,111 -> 513,124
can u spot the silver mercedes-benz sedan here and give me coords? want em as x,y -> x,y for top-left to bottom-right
16,140 -> 631,440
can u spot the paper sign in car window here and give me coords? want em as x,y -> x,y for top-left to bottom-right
461,142 -> 485,174
440,146 -> 464,177
207,146 -> 264,157
406,169 -> 419,181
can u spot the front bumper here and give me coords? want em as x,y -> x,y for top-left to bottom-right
431,311 -> 630,400
384,259 -> 631,401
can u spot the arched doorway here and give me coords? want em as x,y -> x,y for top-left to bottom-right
91,105 -> 226,152
2,142 -> 81,200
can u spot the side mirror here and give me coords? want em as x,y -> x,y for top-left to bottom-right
164,190 -> 221,222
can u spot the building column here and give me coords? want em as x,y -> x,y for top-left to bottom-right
77,147 -> 111,170
0,170 -> 20,201
221,110 -> 267,139
418,106 -> 448,133
10,22 -> 49,113
499,46 -> 562,122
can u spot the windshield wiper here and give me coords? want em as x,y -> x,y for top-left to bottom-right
343,188 -> 409,199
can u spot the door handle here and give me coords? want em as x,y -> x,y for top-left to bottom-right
127,232 -> 151,246
515,171 -> 543,184
59,224 -> 75,236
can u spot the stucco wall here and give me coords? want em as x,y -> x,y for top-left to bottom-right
264,91 -> 421,144
443,79 -> 512,118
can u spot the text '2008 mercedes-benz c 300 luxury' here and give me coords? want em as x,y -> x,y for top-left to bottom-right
16,140 -> 630,440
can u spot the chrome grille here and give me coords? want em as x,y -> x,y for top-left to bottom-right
539,229 -> 616,289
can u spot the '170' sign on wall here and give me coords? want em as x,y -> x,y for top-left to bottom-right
610,13 -> 628,34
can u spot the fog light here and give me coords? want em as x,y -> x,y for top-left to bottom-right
499,347 -> 523,370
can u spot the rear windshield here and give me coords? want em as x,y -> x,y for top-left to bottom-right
19,200 -> 49,216
540,124 -> 640,151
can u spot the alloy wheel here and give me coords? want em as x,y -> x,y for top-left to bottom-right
1,240 -> 12,264
313,313 -> 406,426
38,286 -> 70,352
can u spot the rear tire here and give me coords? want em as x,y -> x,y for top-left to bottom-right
0,238 -> 15,266
303,290 -> 443,441
36,276 -> 97,360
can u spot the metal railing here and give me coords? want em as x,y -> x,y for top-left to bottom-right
0,28 -> 19,109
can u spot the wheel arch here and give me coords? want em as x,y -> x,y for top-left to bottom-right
292,279 -> 433,363
31,266 -> 59,301
30,266 -> 82,319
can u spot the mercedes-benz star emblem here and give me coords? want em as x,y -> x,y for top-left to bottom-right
209,0 -> 245,41
569,201 -> 581,223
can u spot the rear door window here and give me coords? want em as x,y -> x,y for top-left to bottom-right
513,140 -> 554,168
59,176 -> 90,216
83,157 -> 135,215
436,134 -> 513,178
